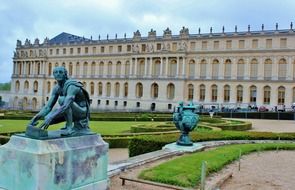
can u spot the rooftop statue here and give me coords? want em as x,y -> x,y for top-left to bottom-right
26,66 -> 92,139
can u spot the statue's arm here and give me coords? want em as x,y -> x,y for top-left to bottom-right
28,87 -> 59,126
39,85 -> 79,129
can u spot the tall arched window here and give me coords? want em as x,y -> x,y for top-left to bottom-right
169,60 -> 177,76
212,59 -> 219,79
151,83 -> 159,98
278,58 -> 287,79
98,82 -> 103,96
15,80 -> 20,92
37,62 -> 41,75
106,82 -> 111,97
224,59 -> 232,79
99,62 -> 104,76
107,61 -> 112,76
23,97 -> 28,109
188,84 -> 194,101
167,83 -> 175,99
211,84 -> 218,102
199,84 -> 205,101
250,59 -> 258,78
263,86 -> 271,104
250,85 -> 257,103
69,62 -> 73,76
13,96 -> 18,108
200,59 -> 207,78
83,62 -> 88,76
224,85 -> 230,102
32,97 -> 37,110
47,81 -> 51,94
91,62 -> 96,76
115,82 -> 120,97
264,58 -> 272,79
188,60 -> 195,78
18,63 -> 22,75
138,60 -> 145,76
48,63 -> 52,76
90,82 -> 94,95
24,80 -> 29,92
153,60 -> 161,76
27,63 -> 31,75
237,59 -> 245,79
136,83 -> 143,98
116,61 -> 121,76
237,85 -> 243,103
33,81 -> 38,93
125,61 -> 130,76
278,86 -> 285,105
76,62 -> 80,76
124,82 -> 128,97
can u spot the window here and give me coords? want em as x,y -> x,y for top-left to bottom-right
237,85 -> 243,103
85,47 -> 88,54
114,83 -> 120,97
237,59 -> 245,78
99,62 -> 104,76
212,59 -> 219,79
107,62 -> 112,76
101,46 -> 105,53
136,83 -> 143,98
116,61 -> 121,76
123,101 -> 127,107
15,80 -> 20,92
93,47 -> 96,54
211,85 -> 217,102
167,83 -> 175,99
200,59 -> 207,78
90,82 -> 94,95
252,39 -> 258,49
201,41 -> 207,50
278,86 -> 285,105
224,85 -> 230,102
118,45 -> 122,52
136,102 -> 140,107
264,59 -> 272,79
124,83 -> 128,97
188,84 -> 194,100
152,60 -> 161,76
49,49 -> 53,55
91,62 -> 96,76
98,100 -> 101,105
109,46 -> 113,53
63,48 -> 66,54
168,104 -> 172,110
280,38 -> 287,48
33,81 -> 38,93
70,48 -> 73,54
83,62 -> 88,76
250,86 -> 257,103
98,82 -> 103,96
77,48 -> 81,54
156,43 -> 161,50
151,83 -> 159,98
188,60 -> 195,77
199,84 -> 205,101
168,60 -> 177,77
266,39 -> 272,49
106,100 -> 109,105
127,45 -> 131,52
278,58 -> 287,79
56,49 -> 59,55
138,60 -> 145,76
115,101 -> 118,106
226,40 -> 232,49
213,41 -> 219,49
190,42 -> 196,50
224,59 -> 232,78
47,81 -> 51,94
172,43 -> 177,51
125,61 -> 130,76
263,86 -> 271,104
106,83 -> 111,97
238,40 -> 245,49
48,63 -> 52,76
141,44 -> 146,52
250,59 -> 258,78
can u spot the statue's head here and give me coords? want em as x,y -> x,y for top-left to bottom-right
53,66 -> 68,82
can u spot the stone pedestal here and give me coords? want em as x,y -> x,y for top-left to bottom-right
0,134 -> 109,190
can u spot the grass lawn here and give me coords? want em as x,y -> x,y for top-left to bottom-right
139,143 -> 295,188
0,120 -> 161,135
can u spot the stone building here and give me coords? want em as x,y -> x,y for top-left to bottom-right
9,24 -> 295,111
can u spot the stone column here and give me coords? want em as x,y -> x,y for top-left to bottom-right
176,57 -> 179,76
149,57 -> 153,77
206,57 -> 211,79
219,57 -> 224,79
129,58 -> 133,76
245,57 -> 250,79
195,58 -> 200,79
287,56 -> 292,80
160,57 -> 163,77
258,57 -> 264,80
272,57 -> 278,80
165,57 -> 169,77
144,57 -> 148,76
182,57 -> 186,77
230,84 -> 235,103
232,57 -> 237,79
134,58 -> 138,77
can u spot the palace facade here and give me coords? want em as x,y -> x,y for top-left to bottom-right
9,25 -> 295,111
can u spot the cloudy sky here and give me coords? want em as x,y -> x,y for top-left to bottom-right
0,0 -> 294,82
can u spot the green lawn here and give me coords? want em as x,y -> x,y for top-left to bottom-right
139,143 -> 295,188
0,120 -> 161,135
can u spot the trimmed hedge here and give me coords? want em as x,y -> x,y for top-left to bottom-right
208,120 -> 252,131
128,131 -> 295,157
103,136 -> 132,148
130,123 -> 175,133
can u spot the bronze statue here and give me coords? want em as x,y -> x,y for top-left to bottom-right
26,66 -> 92,138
